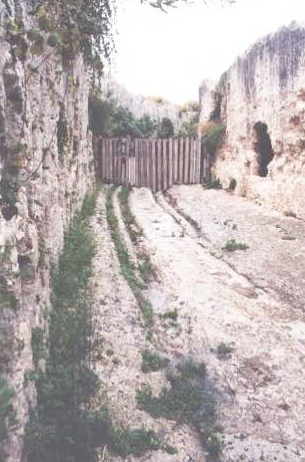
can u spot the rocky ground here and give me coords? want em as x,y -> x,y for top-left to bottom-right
89,185 -> 305,462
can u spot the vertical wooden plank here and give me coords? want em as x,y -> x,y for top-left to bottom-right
117,139 -> 121,184
137,139 -> 141,188
159,138 -> 163,191
130,139 -> 134,186
135,139 -> 139,187
184,137 -> 189,184
115,139 -> 119,184
138,140 -> 142,187
123,139 -> 127,186
161,139 -> 167,191
99,138 -> 103,180
151,140 -> 156,191
102,139 -> 106,181
144,140 -> 148,187
156,139 -> 161,191
196,138 -> 200,183
133,139 -> 137,186
168,138 -> 173,188
105,139 -> 109,182
173,139 -> 178,184
143,140 -> 148,187
154,140 -> 158,191
190,138 -> 196,184
148,140 -> 152,189
202,150 -> 206,183
126,138 -> 130,186
110,139 -> 113,183
179,138 -> 184,184
189,138 -> 193,183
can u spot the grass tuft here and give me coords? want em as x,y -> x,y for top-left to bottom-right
106,187 -> 154,327
141,349 -> 169,373
136,357 -> 220,456
222,239 -> 249,252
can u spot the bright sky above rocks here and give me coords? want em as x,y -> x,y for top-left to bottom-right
111,0 -> 305,104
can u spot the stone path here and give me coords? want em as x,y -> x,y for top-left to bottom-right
90,185 -> 305,462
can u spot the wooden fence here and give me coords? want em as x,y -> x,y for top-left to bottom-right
96,137 -> 211,191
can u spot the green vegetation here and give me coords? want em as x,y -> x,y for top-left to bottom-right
31,328 -> 45,367
106,187 -> 143,293
178,114 -> 199,137
136,358 -> 220,455
89,95 -> 158,138
201,122 -> 226,156
157,117 -> 174,138
160,308 -> 178,321
217,342 -> 234,359
141,349 -> 169,373
108,426 -> 176,456
203,179 -> 222,189
57,106 -> 69,157
25,188 -> 167,461
119,187 -> 155,282
180,101 -> 200,113
0,282 -> 19,311
106,187 -> 154,327
0,376 -> 16,461
118,186 -> 143,243
222,239 -> 249,252
282,235 -> 296,241
138,253 -> 155,284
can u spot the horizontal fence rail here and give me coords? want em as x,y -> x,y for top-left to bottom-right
96,137 -> 210,191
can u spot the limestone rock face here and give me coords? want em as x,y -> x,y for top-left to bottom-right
200,22 -> 305,218
0,2 -> 94,461
101,76 -> 196,132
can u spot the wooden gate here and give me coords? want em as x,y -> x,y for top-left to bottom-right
96,137 -> 210,191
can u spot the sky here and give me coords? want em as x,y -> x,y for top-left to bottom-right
110,0 -> 305,104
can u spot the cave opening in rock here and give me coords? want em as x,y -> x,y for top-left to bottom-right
253,121 -> 274,177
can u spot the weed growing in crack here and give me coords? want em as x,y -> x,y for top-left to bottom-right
138,253 -> 155,284
216,342 -> 234,359
118,186 -> 143,243
118,186 -> 155,284
106,187 -> 154,328
136,357 -> 221,456
160,308 -> 178,321
222,239 -> 249,252
141,349 -> 169,373
282,235 -> 296,241
25,188 -> 165,461
106,187 -> 143,293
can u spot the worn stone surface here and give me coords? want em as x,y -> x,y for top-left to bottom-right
129,185 -> 305,461
90,189 -> 204,462
199,22 -> 305,218
0,2 -> 95,461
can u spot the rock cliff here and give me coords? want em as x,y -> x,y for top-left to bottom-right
199,22 -> 305,218
0,2 -> 95,460
101,76 -> 196,132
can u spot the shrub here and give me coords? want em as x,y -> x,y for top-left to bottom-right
0,376 -> 16,460
141,349 -> 169,373
201,122 -> 226,156
203,179 -> 222,190
136,358 -> 220,455
88,95 -> 112,136
222,239 -> 249,252
217,342 -> 234,359
157,117 -> 174,139
282,235 -> 296,241
160,308 -> 178,321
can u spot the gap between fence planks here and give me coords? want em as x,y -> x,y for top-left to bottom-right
97,137 -> 209,191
